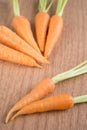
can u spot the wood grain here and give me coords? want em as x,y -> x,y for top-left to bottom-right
0,0 -> 87,130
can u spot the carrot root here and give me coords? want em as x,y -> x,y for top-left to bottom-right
44,15 -> 63,58
0,44 -> 41,68
0,26 -> 49,64
11,94 -> 74,120
35,12 -> 50,52
12,0 -> 41,53
5,78 -> 55,123
13,16 -> 41,54
35,0 -> 54,52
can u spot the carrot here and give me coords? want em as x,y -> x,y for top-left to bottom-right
5,78 -> 55,123
12,0 -> 41,53
5,60 -> 87,123
44,0 -> 67,58
11,94 -> 87,121
35,0 -> 54,52
11,94 -> 74,120
0,43 -> 41,68
0,26 -> 49,64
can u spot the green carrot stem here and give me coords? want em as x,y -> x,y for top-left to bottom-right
38,0 -> 54,13
53,60 -> 87,78
56,0 -> 68,16
52,60 -> 87,84
74,95 -> 87,104
12,0 -> 20,16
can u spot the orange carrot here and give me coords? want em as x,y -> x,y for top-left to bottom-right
11,94 -> 87,121
6,78 -> 55,123
12,0 -> 41,53
5,60 -> 87,123
35,0 -> 53,52
44,0 -> 67,58
0,43 -> 41,68
11,94 -> 74,120
0,26 -> 49,64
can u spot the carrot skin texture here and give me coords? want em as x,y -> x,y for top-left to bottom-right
6,78 -> 55,123
0,26 -> 49,64
0,44 -> 41,68
35,12 -> 50,52
11,94 -> 74,120
44,15 -> 63,58
12,16 -> 41,53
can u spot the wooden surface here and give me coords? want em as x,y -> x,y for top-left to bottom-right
0,0 -> 87,130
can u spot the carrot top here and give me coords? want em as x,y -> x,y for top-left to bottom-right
74,95 -> 87,104
52,60 -> 87,84
38,0 -> 54,13
12,0 -> 20,16
56,0 -> 68,16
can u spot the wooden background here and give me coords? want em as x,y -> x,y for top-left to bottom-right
0,0 -> 87,130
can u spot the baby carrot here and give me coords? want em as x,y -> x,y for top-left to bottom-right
0,26 -> 49,64
5,60 -> 87,123
5,78 -> 55,123
11,94 -> 74,120
44,0 -> 67,58
12,0 -> 41,53
11,94 -> 87,121
0,43 -> 41,68
35,0 -> 53,52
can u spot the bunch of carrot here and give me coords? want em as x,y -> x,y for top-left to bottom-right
0,0 -> 49,68
0,0 -> 68,68
6,60 -> 87,123
35,0 -> 67,58
0,0 -> 86,124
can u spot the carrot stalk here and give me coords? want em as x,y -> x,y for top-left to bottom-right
74,95 -> 87,104
38,0 -> 54,12
44,0 -> 68,58
5,60 -> 87,123
11,94 -> 87,121
56,0 -> 68,16
12,0 -> 41,53
11,94 -> 74,120
52,60 -> 87,84
35,0 -> 54,52
12,0 -> 20,16
0,26 -> 49,64
0,44 -> 41,68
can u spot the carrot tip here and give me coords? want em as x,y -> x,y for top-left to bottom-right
46,61 -> 50,64
5,113 -> 12,124
44,55 -> 48,59
36,63 -> 43,69
43,59 -> 50,64
11,112 -> 19,121
11,117 -> 14,121
5,107 -> 16,123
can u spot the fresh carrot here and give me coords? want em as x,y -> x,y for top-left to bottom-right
12,0 -> 41,53
44,0 -> 67,58
11,94 -> 87,121
5,78 -> 55,123
0,26 -> 49,64
35,0 -> 53,52
11,94 -> 74,120
5,60 -> 87,123
0,43 -> 41,68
